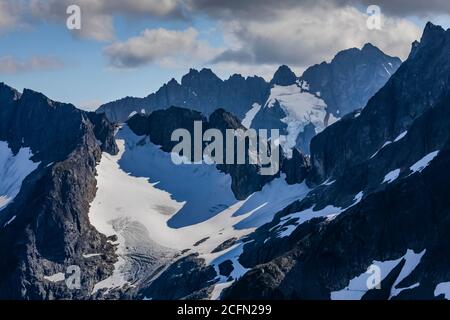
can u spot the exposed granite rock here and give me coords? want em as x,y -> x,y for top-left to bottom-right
301,43 -> 401,117
138,254 -> 217,300
270,65 -> 297,86
211,238 -> 238,254
222,24 -> 450,300
309,23 -> 450,185
0,85 -> 119,299
218,260 -> 234,278
97,68 -> 269,123
127,107 -> 310,200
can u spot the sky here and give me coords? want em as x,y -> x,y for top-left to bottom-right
0,0 -> 449,110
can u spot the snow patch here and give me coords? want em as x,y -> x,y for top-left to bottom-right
394,131 -> 407,142
3,215 -> 16,228
371,141 -> 392,159
410,151 -> 440,174
331,249 -> 425,300
0,141 -> 40,211
435,282 -> 450,299
241,103 -> 261,129
265,84 -> 329,153
128,111 -> 138,118
208,243 -> 249,297
383,169 -> 401,184
273,191 -> 363,239
211,281 -> 233,300
389,249 -> 426,298
83,253 -> 102,258
44,273 -> 65,283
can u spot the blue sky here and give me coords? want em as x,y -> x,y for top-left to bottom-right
0,0 -> 448,110
0,11 -> 224,108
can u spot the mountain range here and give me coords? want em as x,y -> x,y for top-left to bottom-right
97,43 -> 401,154
1,22 -> 450,300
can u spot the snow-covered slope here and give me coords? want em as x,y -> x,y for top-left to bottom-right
0,141 -> 39,212
260,81 -> 338,155
88,125 -> 311,294
331,249 -> 426,300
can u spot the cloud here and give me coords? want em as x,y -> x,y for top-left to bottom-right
78,99 -> 103,111
343,0 -> 450,17
0,0 -> 441,81
0,1 -> 22,32
101,0 -> 423,78
0,56 -> 64,74
210,3 -> 421,71
187,0 -> 450,18
104,27 -> 222,69
1,0 -> 185,41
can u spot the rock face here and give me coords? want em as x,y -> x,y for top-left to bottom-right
127,107 -> 310,200
97,69 -> 269,123
270,65 -> 297,86
138,254 -> 217,300
97,45 -> 399,152
309,23 -> 450,185
0,84 -> 118,299
250,45 -> 401,154
302,43 -> 401,117
2,23 -> 450,301
221,23 -> 450,300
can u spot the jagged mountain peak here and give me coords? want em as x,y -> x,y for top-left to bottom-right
421,21 -> 447,42
413,21 -> 450,57
309,22 -> 450,184
181,67 -> 222,86
331,43 -> 400,65
361,42 -> 377,51
360,42 -> 391,58
209,108 -> 244,131
300,43 -> 401,117
270,65 -> 297,86
21,88 -> 54,105
0,82 -> 21,101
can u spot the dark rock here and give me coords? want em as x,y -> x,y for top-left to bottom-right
138,254 -> 217,300
270,65 -> 297,86
301,43 -> 401,117
193,237 -> 210,247
211,238 -> 238,254
218,260 -> 234,278
309,23 -> 450,185
0,85 -> 118,299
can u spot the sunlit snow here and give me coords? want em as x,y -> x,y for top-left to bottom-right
241,103 -> 261,129
0,141 -> 40,212
331,249 -> 425,300
383,169 -> 401,184
264,84 -> 335,154
435,282 -> 450,299
410,151 -> 440,174
88,125 -> 311,294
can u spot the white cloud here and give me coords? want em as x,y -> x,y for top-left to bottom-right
8,0 -> 184,41
0,1 -> 22,32
0,56 -> 63,74
104,27 -> 222,69
78,99 -> 103,111
213,4 -> 421,71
